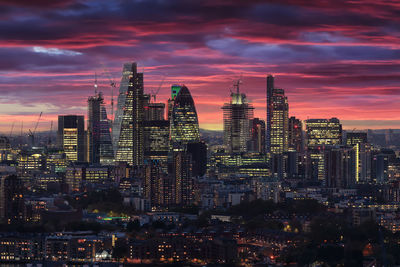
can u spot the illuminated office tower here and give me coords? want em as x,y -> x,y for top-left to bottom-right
170,85 -> 200,147
115,63 -> 144,167
266,76 -> 289,178
266,75 -> 274,153
112,62 -> 136,152
270,91 -> 289,154
288,116 -> 302,153
346,132 -> 367,146
143,120 -> 169,168
249,118 -> 266,153
87,92 -> 103,164
65,166 -> 84,192
58,115 -> 85,162
305,118 -> 342,147
0,173 -> 25,224
99,106 -> 114,165
346,132 -> 369,183
222,85 -> 254,154
305,118 -> 342,183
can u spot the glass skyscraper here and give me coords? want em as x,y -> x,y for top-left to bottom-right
170,85 -> 200,148
57,115 -> 85,162
87,92 -> 103,164
99,106 -> 114,165
266,76 -> 289,155
115,63 -> 144,166
112,62 -> 136,153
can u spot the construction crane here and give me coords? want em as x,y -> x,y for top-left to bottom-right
28,112 -> 42,147
150,77 -> 165,102
9,121 -> 15,138
102,68 -> 117,123
232,74 -> 243,94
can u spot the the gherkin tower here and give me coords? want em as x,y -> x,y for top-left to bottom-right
170,85 -> 200,148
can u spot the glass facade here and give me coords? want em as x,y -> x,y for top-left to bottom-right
170,86 -> 200,147
58,115 -> 84,162
115,63 -> 144,166
112,63 -> 135,152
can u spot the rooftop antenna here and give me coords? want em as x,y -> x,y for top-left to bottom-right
94,72 -> 98,94
233,79 -> 242,94
102,65 -> 117,123
233,73 -> 243,94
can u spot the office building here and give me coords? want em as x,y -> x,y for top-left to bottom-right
266,75 -> 289,154
346,132 -> 368,146
143,120 -> 170,168
170,85 -> 200,148
346,132 -> 369,183
306,118 -> 342,147
87,92 -> 103,164
249,118 -> 266,154
0,173 -> 25,224
112,62 -> 136,151
173,151 -> 193,206
288,116 -> 302,153
115,63 -> 144,167
58,115 -> 85,162
324,146 -> 356,188
99,106 -> 114,165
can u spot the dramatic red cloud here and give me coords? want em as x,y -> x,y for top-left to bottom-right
1,0 -> 400,133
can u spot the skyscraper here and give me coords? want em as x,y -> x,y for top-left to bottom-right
305,118 -> 342,183
249,118 -> 266,154
346,132 -> 369,183
306,118 -> 342,147
288,116 -> 302,153
0,172 -> 25,224
324,146 -> 355,188
58,115 -> 85,162
112,62 -> 136,152
99,106 -> 114,165
266,76 -> 289,155
115,63 -> 144,167
87,92 -> 103,164
346,132 -> 367,146
173,151 -> 193,206
170,85 -> 200,148
222,85 -> 254,154
266,75 -> 274,153
143,120 -> 170,168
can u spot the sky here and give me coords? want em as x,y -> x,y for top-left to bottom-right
1,0 -> 400,132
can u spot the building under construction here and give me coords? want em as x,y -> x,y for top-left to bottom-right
222,83 -> 254,154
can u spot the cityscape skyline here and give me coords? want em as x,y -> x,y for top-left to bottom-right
2,0 -> 400,132
2,2 -> 400,265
